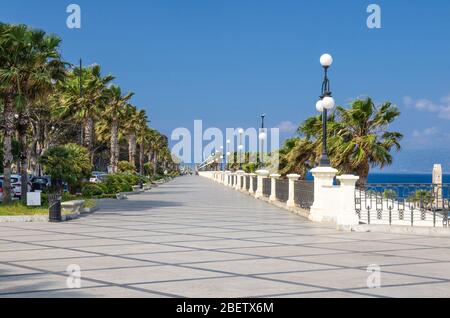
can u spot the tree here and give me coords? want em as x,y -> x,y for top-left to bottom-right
280,98 -> 402,184
117,161 -> 135,173
103,85 -> 134,173
329,98 -> 402,184
0,24 -> 28,205
17,28 -> 65,204
278,138 -> 315,177
0,24 -> 65,204
39,143 -> 91,193
134,109 -> 149,175
121,104 -> 139,169
58,64 -> 114,162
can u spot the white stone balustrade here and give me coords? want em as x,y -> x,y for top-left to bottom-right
242,173 -> 248,191
248,173 -> 256,194
286,174 -> 300,208
269,174 -> 281,202
255,169 -> 270,199
336,175 -> 360,227
198,167 -> 362,229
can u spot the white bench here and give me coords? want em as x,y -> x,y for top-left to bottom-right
132,185 -> 142,192
61,200 -> 85,214
116,193 -> 128,200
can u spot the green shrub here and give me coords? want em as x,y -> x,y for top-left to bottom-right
104,174 -> 132,193
143,162 -> 154,176
39,143 -> 92,193
62,192 -> 80,202
118,161 -> 135,173
82,183 -> 105,198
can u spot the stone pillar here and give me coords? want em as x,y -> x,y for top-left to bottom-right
286,174 -> 300,208
433,164 -> 443,208
309,167 -> 338,223
269,174 -> 281,202
236,170 -> 244,190
242,173 -> 248,191
248,173 -> 256,194
255,169 -> 270,199
224,171 -> 231,186
336,175 -> 360,227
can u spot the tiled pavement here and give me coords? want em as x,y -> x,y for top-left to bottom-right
1,176 -> 450,298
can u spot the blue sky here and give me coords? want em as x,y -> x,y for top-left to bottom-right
2,0 -> 450,172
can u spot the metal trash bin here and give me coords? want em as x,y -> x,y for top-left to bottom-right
48,193 -> 62,223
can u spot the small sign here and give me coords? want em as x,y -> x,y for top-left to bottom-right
27,192 -> 41,206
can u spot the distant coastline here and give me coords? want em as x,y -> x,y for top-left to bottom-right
368,173 -> 450,184
304,172 -> 450,184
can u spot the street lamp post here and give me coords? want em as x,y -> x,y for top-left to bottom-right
238,129 -> 244,170
226,139 -> 231,171
220,146 -> 224,171
316,54 -> 336,167
258,114 -> 267,167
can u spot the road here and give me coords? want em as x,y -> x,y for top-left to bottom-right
1,176 -> 450,298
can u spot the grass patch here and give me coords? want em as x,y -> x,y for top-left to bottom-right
83,199 -> 97,209
0,198 -> 98,216
0,203 -> 49,216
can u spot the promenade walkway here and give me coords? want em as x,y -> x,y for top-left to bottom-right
1,176 -> 450,298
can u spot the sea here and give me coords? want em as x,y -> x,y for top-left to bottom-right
305,173 -> 450,184
367,173 -> 450,184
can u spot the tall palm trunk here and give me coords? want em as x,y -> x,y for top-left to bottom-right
110,117 -> 119,173
139,141 -> 145,175
128,133 -> 136,169
356,162 -> 370,187
153,151 -> 158,176
18,113 -> 30,205
2,93 -> 15,205
83,116 -> 94,163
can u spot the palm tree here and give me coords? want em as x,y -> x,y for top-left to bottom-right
297,97 -> 402,184
58,64 -> 114,162
0,24 -> 65,204
17,29 -> 65,204
104,85 -> 134,173
0,24 -> 27,204
134,111 -> 150,175
279,138 -> 315,177
330,98 -> 402,184
121,104 -> 140,169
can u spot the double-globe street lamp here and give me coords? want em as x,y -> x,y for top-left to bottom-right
238,128 -> 244,170
315,54 -> 336,167
258,114 -> 267,168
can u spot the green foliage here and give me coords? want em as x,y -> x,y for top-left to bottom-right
39,143 -> 92,192
118,161 -> 136,173
0,140 -> 20,173
383,189 -> 397,199
242,162 -> 258,173
279,98 -> 402,183
408,190 -> 434,206
81,183 -> 105,198
144,162 -> 154,176
102,173 -> 147,194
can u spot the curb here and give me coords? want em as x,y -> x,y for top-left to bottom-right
0,215 -> 49,223
347,224 -> 450,237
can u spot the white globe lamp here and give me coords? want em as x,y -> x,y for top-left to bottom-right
322,96 -> 335,110
320,54 -> 333,68
316,100 -> 324,113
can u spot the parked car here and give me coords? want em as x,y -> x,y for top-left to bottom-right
0,180 -> 3,202
30,176 -> 52,192
0,175 -> 32,198
89,174 -> 107,184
